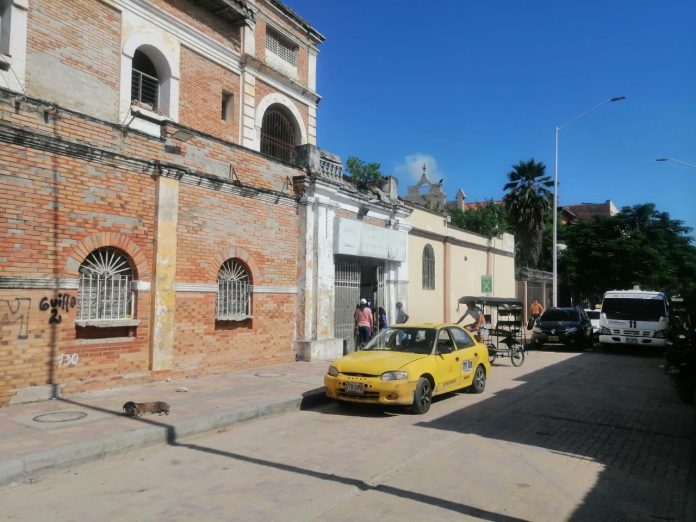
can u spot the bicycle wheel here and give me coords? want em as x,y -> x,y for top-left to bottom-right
510,344 -> 525,367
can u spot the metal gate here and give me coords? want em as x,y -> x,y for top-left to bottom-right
334,256 -> 385,353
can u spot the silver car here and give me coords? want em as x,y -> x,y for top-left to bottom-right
585,308 -> 601,340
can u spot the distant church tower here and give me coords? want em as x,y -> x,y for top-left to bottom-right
404,164 -> 446,208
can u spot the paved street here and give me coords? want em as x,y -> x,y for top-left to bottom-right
1,349 -> 693,522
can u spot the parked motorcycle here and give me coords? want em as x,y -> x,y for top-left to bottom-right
664,312 -> 696,404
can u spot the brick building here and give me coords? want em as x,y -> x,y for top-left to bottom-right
0,0 -> 340,406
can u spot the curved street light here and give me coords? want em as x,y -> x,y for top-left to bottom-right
552,96 -> 626,307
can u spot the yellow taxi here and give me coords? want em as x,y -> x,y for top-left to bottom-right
324,323 -> 490,414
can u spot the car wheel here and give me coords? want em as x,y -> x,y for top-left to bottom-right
510,344 -> 525,367
411,377 -> 432,414
470,365 -> 486,393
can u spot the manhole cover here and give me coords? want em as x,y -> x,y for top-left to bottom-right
33,411 -> 88,423
254,371 -> 288,378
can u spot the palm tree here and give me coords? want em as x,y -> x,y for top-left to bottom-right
503,159 -> 553,269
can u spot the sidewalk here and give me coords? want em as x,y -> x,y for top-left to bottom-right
0,360 -> 330,487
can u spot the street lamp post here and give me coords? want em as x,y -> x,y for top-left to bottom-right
656,158 -> 696,169
552,96 -> 626,307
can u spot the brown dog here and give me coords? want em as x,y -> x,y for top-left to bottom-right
122,401 -> 170,418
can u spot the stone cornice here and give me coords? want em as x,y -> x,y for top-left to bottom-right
410,229 -> 515,258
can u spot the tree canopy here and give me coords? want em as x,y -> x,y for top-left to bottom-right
502,159 -> 553,269
448,200 -> 509,238
345,156 -> 383,188
559,203 -> 696,309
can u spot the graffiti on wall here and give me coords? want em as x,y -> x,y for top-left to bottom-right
0,298 -> 31,339
56,353 -> 80,367
39,294 -> 77,324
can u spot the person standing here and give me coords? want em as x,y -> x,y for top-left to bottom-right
378,307 -> 388,331
354,298 -> 373,347
395,301 -> 409,324
530,299 -> 544,325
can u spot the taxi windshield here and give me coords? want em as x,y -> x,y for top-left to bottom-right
364,327 -> 436,354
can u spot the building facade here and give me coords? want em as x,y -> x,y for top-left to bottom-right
0,0 -> 330,406
406,205 -> 516,324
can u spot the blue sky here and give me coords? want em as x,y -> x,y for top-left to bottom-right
284,0 -> 696,234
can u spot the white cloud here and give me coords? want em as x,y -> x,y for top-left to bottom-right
393,154 -> 443,185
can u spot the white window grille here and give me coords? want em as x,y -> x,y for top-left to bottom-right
265,29 -> 296,66
131,49 -> 159,110
77,248 -> 135,321
216,259 -> 251,320
422,244 -> 435,290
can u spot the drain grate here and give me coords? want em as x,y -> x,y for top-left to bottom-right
33,411 -> 88,423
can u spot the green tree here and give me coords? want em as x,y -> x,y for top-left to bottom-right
559,204 -> 696,310
448,200 -> 509,238
345,156 -> 383,188
502,159 -> 553,269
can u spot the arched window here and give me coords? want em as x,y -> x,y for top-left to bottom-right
260,104 -> 296,163
77,248 -> 135,321
422,244 -> 435,290
131,49 -> 159,110
216,259 -> 251,320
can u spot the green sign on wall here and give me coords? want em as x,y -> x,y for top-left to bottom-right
481,275 -> 492,293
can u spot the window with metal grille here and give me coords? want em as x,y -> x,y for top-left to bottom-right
216,259 -> 251,320
422,244 -> 435,290
131,49 -> 159,110
265,28 -> 296,65
260,104 -> 296,163
77,248 -> 135,321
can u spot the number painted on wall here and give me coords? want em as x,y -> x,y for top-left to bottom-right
56,353 -> 80,367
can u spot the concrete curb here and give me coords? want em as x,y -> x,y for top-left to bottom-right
0,388 -> 329,487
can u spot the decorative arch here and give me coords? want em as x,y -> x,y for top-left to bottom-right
120,32 -> 180,121
211,245 -> 259,284
64,233 -> 150,280
253,92 -> 307,151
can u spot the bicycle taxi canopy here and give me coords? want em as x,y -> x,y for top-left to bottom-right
457,296 -> 523,309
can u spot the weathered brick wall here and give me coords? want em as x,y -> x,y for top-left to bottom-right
152,0 -> 242,52
0,88 -> 304,405
255,11 -> 310,89
0,135 -> 156,404
25,0 -> 121,121
179,46 -> 241,143
0,0 -> 320,406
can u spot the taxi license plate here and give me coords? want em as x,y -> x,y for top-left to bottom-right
548,335 -> 559,342
626,337 -> 638,344
344,382 -> 364,394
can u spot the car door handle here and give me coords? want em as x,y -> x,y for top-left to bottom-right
455,357 -> 459,361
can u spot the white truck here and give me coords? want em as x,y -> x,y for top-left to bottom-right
598,288 -> 670,348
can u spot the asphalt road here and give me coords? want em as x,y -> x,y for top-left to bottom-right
1,348 -> 693,522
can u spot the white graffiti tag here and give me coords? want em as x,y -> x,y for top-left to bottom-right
56,353 -> 80,367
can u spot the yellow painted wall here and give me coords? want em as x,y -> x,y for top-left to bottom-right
406,206 -> 516,324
